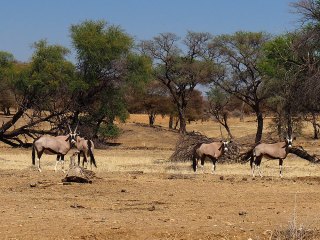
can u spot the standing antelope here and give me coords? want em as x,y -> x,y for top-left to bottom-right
192,140 -> 232,174
249,136 -> 293,178
75,136 -> 97,169
32,125 -> 78,172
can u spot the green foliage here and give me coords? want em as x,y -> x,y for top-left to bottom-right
0,51 -> 14,85
14,40 -> 75,99
125,53 -> 152,91
260,34 -> 295,78
70,20 -> 133,84
207,87 -> 228,108
0,51 -> 14,68
98,123 -> 121,139
260,33 -> 302,113
96,87 -> 129,124
70,19 -> 150,133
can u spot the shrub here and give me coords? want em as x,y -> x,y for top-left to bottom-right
98,123 -> 121,139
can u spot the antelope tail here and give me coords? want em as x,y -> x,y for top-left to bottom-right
88,140 -> 97,168
32,144 -> 36,165
192,143 -> 202,172
240,147 -> 254,164
192,154 -> 197,172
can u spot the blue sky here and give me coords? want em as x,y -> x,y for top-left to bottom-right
1,0 -> 300,62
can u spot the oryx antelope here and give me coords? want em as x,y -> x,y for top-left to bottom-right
192,140 -> 232,174
249,136 -> 293,178
75,136 -> 97,169
32,125 -> 78,172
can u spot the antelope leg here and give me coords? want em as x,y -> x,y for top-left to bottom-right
37,158 -> 42,172
279,159 -> 283,178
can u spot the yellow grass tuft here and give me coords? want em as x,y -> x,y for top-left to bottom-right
1,114 -> 320,178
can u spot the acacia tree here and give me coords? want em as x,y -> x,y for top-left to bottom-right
70,20 -> 151,138
127,80 -> 170,126
0,40 -> 75,147
0,51 -> 16,115
291,0 -> 320,138
261,1 -> 320,139
185,90 -> 205,124
140,32 -> 214,134
206,87 -> 234,139
261,33 -> 307,138
208,31 -> 270,143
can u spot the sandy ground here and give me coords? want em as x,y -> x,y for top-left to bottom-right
1,116 -> 320,239
1,147 -> 320,240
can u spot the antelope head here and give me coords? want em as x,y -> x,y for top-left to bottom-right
285,134 -> 293,149
67,123 -> 79,145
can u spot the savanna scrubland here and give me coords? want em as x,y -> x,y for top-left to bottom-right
1,114 -> 320,240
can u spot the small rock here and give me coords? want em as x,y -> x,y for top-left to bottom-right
242,177 -> 247,181
227,177 -> 235,182
70,203 -> 85,209
207,216 -> 213,219
121,189 -> 126,193
148,205 -> 156,211
30,182 -> 37,188
219,176 -> 224,180
239,211 -> 247,216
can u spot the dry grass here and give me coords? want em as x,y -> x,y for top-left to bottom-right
1,114 -> 320,178
270,194 -> 320,240
1,146 -> 320,179
2,114 -> 320,240
271,223 -> 319,240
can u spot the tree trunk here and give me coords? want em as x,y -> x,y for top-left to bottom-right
239,102 -> 245,122
174,117 -> 179,130
72,111 -> 80,126
224,124 -> 234,140
169,114 -> 174,129
94,118 -> 104,138
286,108 -> 292,137
277,111 -> 282,140
149,113 -> 155,126
255,111 -> 263,143
311,112 -> 318,139
178,106 -> 187,134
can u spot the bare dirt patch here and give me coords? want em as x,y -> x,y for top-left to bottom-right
1,117 -> 320,239
1,168 -> 320,240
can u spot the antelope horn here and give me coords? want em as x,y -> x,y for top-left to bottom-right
227,132 -> 231,142
67,124 -> 72,133
219,125 -> 225,141
74,121 -> 79,133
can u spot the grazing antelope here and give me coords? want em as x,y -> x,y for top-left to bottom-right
32,125 -> 78,172
75,136 -> 97,169
249,136 -> 293,178
192,140 -> 232,174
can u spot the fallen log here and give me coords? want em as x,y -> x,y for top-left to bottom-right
62,165 -> 95,184
61,152 -> 96,183
289,146 -> 320,163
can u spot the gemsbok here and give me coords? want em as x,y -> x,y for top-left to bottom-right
249,136 -> 293,178
32,125 -> 78,172
192,140 -> 232,174
75,136 -> 97,169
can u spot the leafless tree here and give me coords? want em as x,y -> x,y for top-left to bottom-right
140,32 -> 214,134
208,31 -> 270,143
